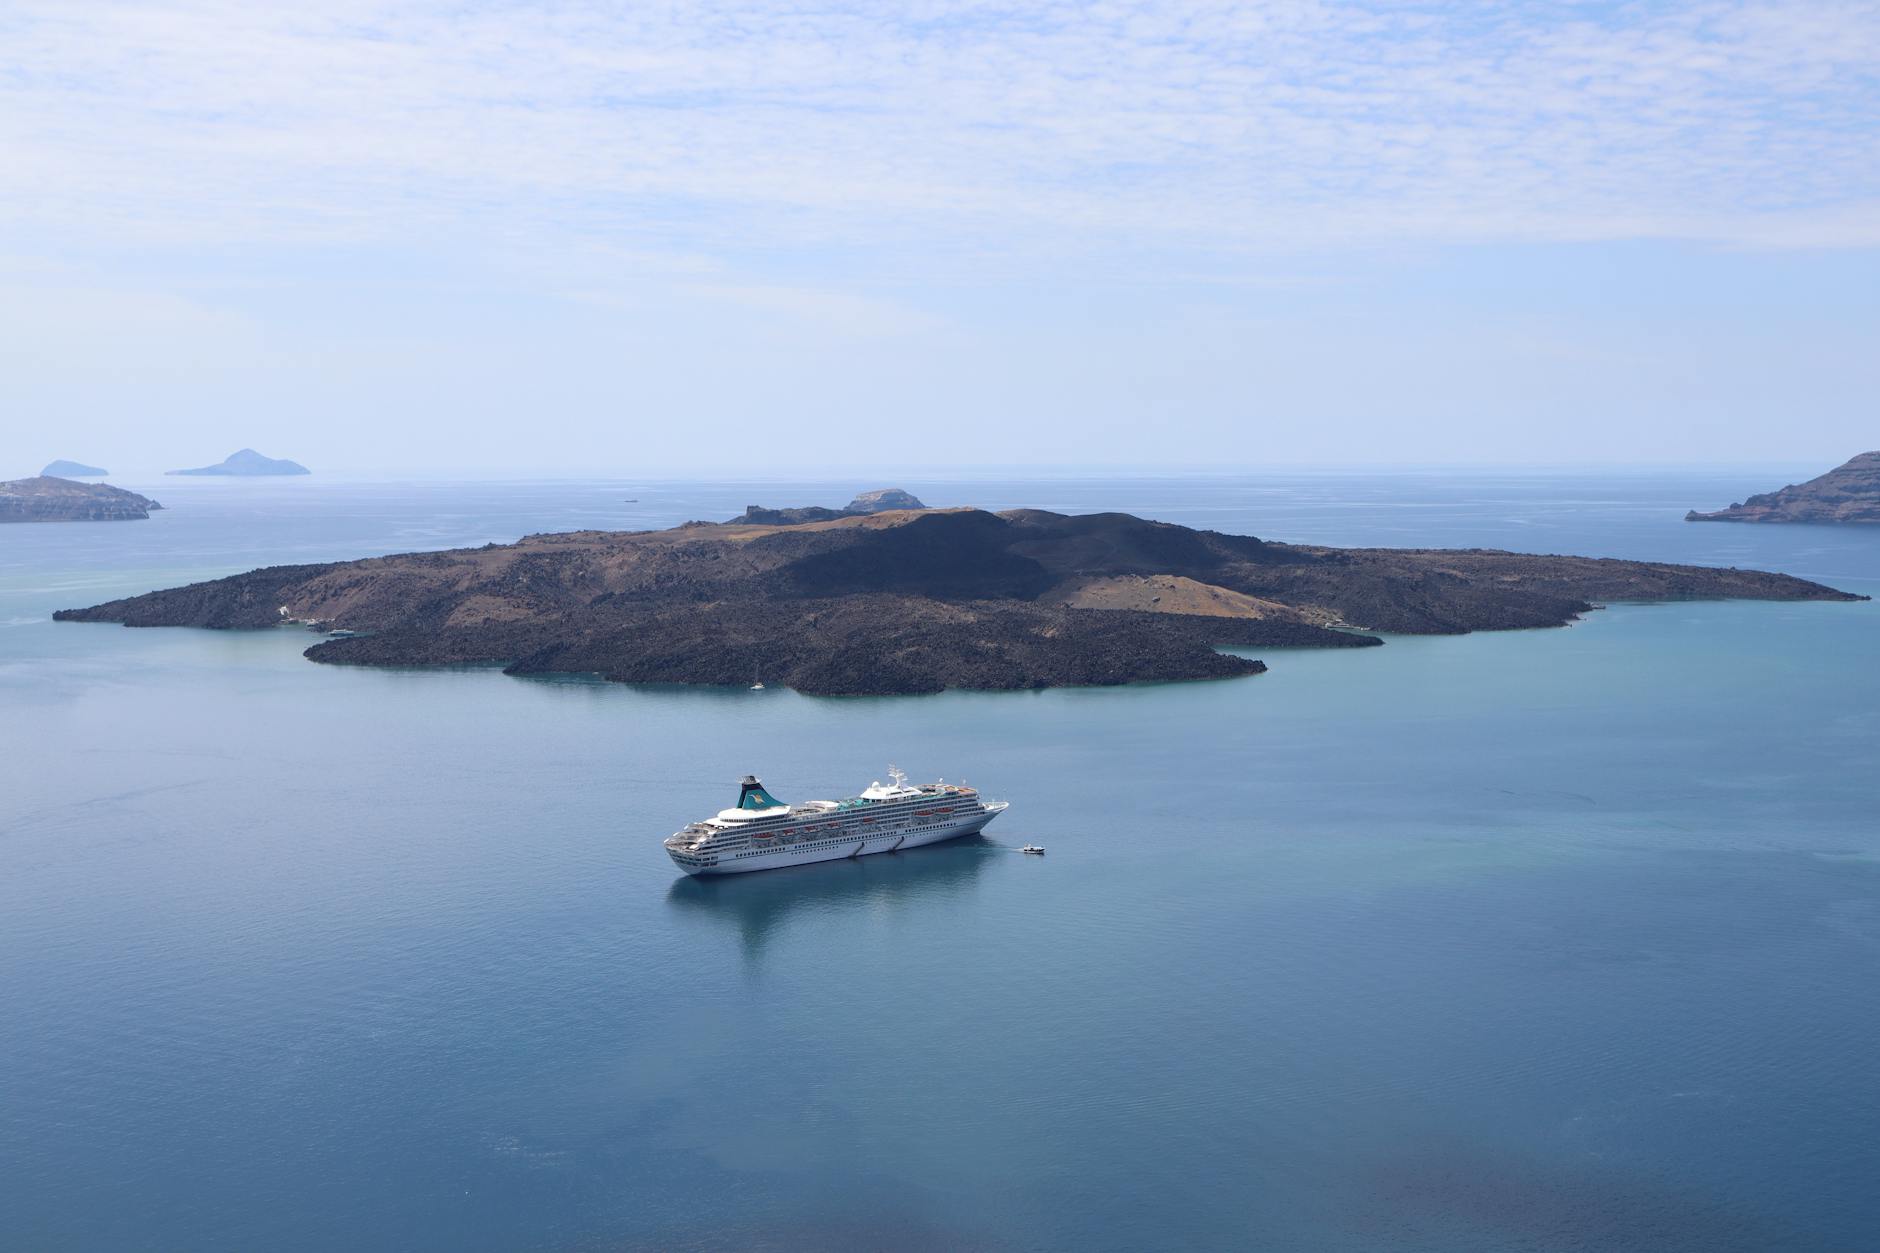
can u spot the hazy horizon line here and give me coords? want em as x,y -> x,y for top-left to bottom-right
31,458 -> 1853,484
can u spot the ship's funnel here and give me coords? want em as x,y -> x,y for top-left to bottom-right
737,776 -> 785,810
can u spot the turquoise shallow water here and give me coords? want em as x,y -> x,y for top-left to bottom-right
3,472 -> 1879,1251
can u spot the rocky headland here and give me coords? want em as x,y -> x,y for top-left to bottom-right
41,459 -> 108,477
1687,453 -> 1880,524
167,448 -> 310,476
1,476 -> 163,523
55,504 -> 1863,694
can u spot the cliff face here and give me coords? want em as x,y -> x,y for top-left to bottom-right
0,476 -> 162,523
1687,453 -> 1880,524
56,506 -> 1863,694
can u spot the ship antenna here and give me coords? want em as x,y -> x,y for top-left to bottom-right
888,764 -> 907,788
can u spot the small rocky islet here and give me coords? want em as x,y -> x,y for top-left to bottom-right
57,499 -> 1863,695
1,476 -> 163,523
735,486 -> 927,525
41,459 -> 109,477
1687,452 -> 1880,524
166,448 -> 310,477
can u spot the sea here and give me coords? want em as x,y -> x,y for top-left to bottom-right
3,470 -> 1877,1252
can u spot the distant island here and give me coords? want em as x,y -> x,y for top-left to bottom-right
57,501 -> 1862,695
737,488 -> 928,526
847,488 -> 924,512
1687,452 -> 1880,524
2,476 -> 162,523
166,448 -> 310,477
41,459 -> 108,477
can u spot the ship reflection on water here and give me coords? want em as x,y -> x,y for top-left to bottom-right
664,835 -> 996,962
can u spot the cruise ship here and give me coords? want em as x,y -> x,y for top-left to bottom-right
665,768 -> 1008,875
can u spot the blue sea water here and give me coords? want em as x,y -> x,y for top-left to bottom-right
2,471 -> 1878,1251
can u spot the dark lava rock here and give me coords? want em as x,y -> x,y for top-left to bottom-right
737,504 -> 852,525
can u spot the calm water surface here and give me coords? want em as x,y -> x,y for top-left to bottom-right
3,471 -> 1878,1251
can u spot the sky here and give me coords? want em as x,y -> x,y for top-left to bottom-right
2,1 -> 1878,477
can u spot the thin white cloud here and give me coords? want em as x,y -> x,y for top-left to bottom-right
2,0 -> 1878,270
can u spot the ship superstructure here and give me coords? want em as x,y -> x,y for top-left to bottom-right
665,767 -> 1007,875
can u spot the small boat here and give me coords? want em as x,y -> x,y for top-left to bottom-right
1020,844 -> 1045,855
750,681 -> 765,690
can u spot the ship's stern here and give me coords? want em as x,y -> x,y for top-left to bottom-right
665,833 -> 714,875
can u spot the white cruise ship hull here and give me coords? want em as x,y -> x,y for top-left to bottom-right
669,805 -> 1005,876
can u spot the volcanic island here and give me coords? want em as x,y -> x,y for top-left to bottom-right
57,504 -> 1864,695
